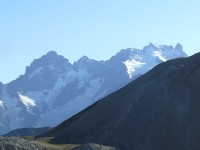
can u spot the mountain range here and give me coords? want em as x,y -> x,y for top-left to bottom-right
0,43 -> 187,135
39,52 -> 200,150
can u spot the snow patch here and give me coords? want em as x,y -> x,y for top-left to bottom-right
0,86 -> 28,130
123,59 -> 146,78
29,67 -> 42,79
0,100 -> 4,110
18,92 -> 36,111
0,100 -> 6,122
152,51 -> 167,62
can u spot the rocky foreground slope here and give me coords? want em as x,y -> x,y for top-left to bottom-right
0,137 -> 45,150
39,52 -> 200,150
0,137 -> 117,150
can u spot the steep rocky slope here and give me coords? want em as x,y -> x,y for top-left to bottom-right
40,52 -> 200,150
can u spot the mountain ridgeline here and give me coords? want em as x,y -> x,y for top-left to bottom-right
0,43 -> 186,135
39,52 -> 200,150
3,127 -> 50,137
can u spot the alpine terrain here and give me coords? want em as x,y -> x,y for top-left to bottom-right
0,43 -> 186,135
39,52 -> 200,150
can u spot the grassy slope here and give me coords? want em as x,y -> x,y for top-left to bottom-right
23,136 -> 80,150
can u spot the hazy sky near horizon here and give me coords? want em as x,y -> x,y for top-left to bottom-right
1,0 -> 200,83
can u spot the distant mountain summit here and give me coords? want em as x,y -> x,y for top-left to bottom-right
0,43 -> 187,135
40,52 -> 200,150
8,51 -> 71,96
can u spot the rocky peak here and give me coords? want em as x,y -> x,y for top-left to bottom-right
6,51 -> 72,96
78,55 -> 90,61
25,51 -> 71,76
73,56 -> 104,75
143,43 -> 159,52
107,49 -> 133,64
175,43 -> 183,51
75,56 -> 94,65
46,50 -> 58,56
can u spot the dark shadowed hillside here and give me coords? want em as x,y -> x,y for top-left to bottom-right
39,52 -> 200,150
3,127 -> 50,137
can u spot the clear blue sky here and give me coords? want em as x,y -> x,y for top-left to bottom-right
0,0 -> 200,83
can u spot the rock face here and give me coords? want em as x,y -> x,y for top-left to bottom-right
40,53 -> 200,150
0,137 -> 45,150
0,43 -> 187,135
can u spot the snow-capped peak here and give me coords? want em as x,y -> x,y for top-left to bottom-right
123,43 -> 187,78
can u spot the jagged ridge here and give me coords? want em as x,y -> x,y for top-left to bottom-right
0,43 -> 187,135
